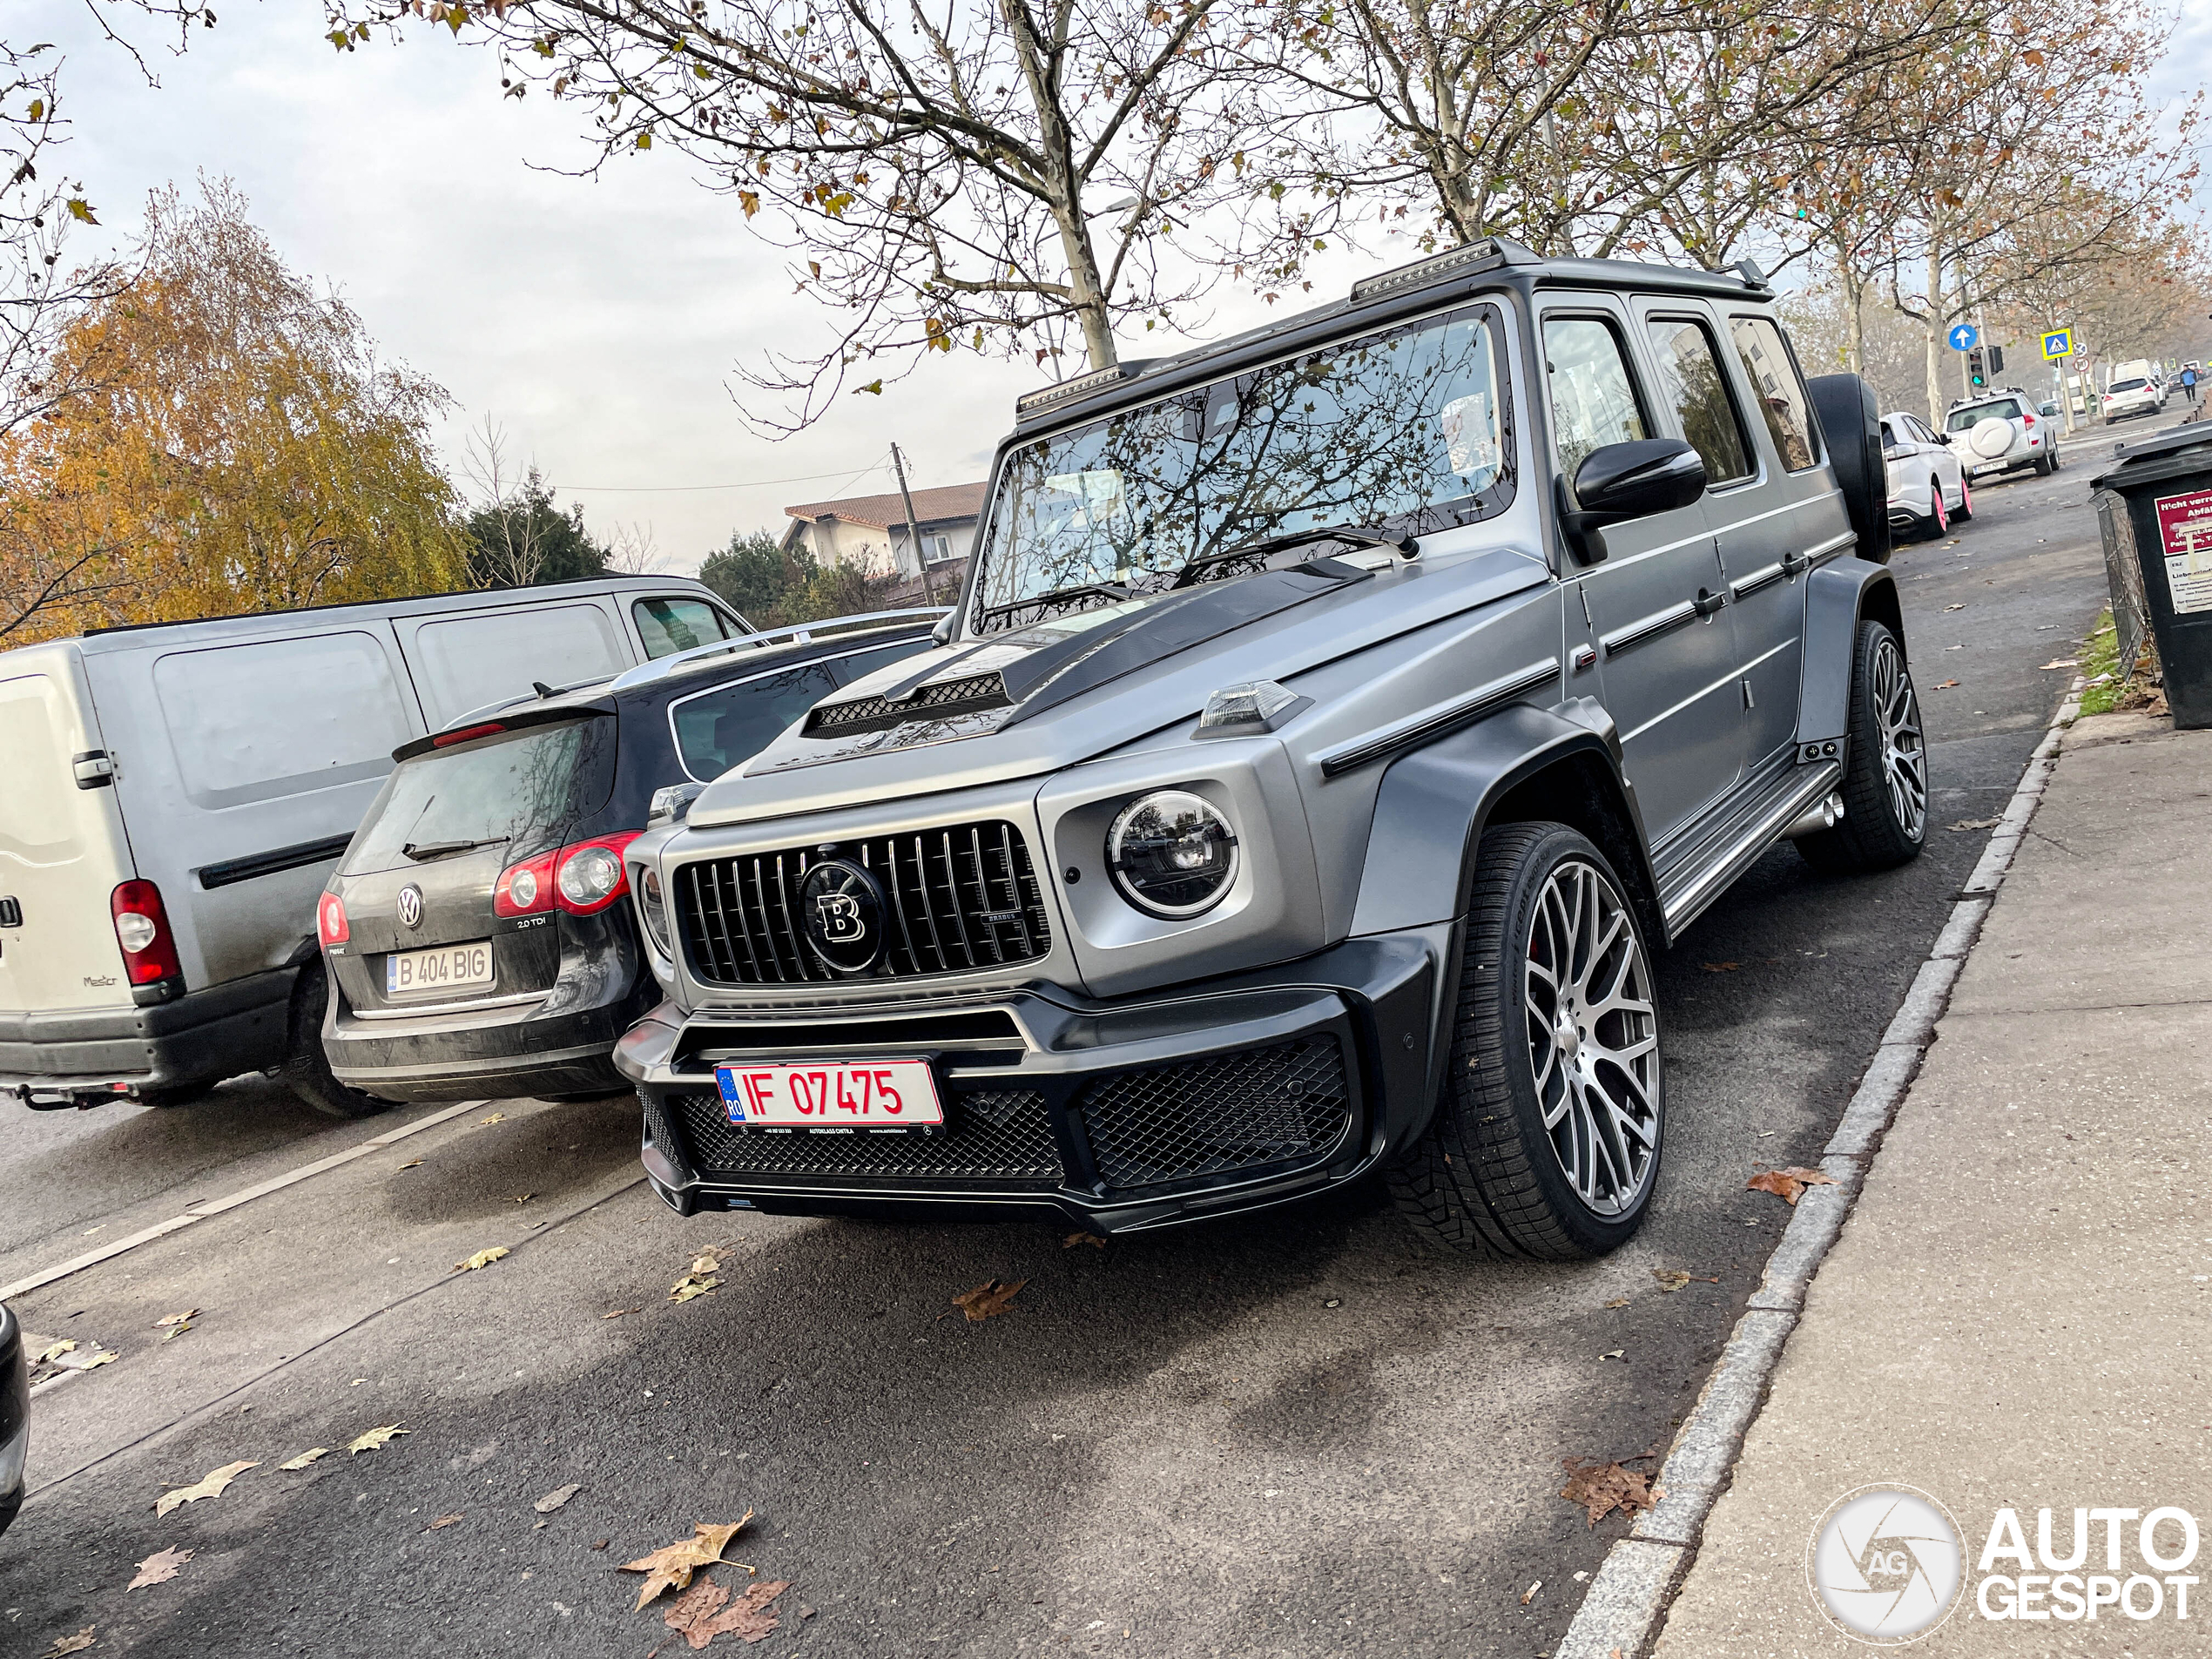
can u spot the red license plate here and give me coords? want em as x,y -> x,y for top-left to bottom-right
711,1059 -> 943,1130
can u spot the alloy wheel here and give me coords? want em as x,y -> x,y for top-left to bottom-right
1523,860 -> 1660,1217
1871,633 -> 1927,840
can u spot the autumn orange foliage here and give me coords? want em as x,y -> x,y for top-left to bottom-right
0,180 -> 467,644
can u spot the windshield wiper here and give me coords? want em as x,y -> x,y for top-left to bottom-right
401,836 -> 509,863
983,580 -> 1136,621
1171,524 -> 1419,588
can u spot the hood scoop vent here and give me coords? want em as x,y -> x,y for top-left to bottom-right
805,671 -> 1013,737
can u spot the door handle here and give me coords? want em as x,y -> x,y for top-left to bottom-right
1780,551 -> 1808,577
1692,588 -> 1728,620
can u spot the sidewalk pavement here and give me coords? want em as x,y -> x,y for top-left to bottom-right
1649,707 -> 2212,1656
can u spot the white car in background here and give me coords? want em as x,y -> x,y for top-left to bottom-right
1881,408 -> 1971,537
2101,374 -> 2162,423
1945,388 -> 2060,480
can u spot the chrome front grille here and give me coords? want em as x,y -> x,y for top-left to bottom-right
675,819 -> 1053,986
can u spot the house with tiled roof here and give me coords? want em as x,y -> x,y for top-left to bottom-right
779,480 -> 987,589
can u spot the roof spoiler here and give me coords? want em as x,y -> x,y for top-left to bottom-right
606,607 -> 952,691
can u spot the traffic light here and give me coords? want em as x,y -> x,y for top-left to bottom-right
1989,345 -> 2005,374
1968,347 -> 1987,387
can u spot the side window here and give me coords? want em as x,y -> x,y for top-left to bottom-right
1542,317 -> 1649,501
1644,315 -> 1752,485
1910,416 -> 1940,445
1727,316 -> 1820,472
635,597 -> 733,660
669,663 -> 840,783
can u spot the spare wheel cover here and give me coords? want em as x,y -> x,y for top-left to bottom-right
1969,416 -> 2013,457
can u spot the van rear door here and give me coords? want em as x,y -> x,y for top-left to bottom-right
0,655 -> 137,1017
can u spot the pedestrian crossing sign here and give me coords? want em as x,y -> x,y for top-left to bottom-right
2041,328 -> 2075,361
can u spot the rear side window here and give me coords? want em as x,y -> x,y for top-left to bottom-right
1644,316 -> 1751,484
670,663 -> 840,783
153,631 -> 415,811
343,718 -> 616,876
635,597 -> 737,659
1727,317 -> 1820,471
1946,398 -> 2025,431
1543,317 -> 1648,499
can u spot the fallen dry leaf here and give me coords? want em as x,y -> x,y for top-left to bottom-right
603,1306 -> 642,1319
535,1483 -> 583,1514
664,1575 -> 792,1648
453,1246 -> 509,1272
1934,678 -> 1960,689
669,1274 -> 721,1304
347,1424 -> 408,1455
1699,961 -> 1740,973
44,1628 -> 96,1656
622,1514 -> 754,1610
155,1460 -> 257,1517
1598,1348 -> 1626,1361
1747,1166 -> 1839,1205
953,1278 -> 1026,1322
278,1448 -> 328,1471
1560,1456 -> 1658,1527
424,1513 -> 463,1532
1602,1296 -> 1629,1309
1944,603 -> 1965,611
477,1112 -> 508,1125
1651,1270 -> 1719,1293
1062,1231 -> 1107,1250
1948,817 -> 2000,832
398,1158 -> 423,1170
35,1338 -> 76,1365
128,1547 -> 193,1590
154,1310 -> 200,1341
511,1193 -> 535,1205
2038,658 -> 2080,671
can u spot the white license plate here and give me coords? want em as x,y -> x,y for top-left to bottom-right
712,1059 -> 944,1130
385,940 -> 493,996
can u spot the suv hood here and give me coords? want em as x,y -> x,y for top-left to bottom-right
685,543 -> 1548,830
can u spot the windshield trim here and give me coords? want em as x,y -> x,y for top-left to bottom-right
964,295 -> 1517,638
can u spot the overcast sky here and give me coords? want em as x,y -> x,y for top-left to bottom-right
27,0 -> 2211,577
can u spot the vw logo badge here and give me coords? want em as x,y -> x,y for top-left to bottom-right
799,860 -> 885,975
396,884 -> 425,930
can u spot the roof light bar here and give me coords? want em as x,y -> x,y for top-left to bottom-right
1015,363 -> 1130,416
1349,237 -> 1520,303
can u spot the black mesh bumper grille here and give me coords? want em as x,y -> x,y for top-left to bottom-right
1075,1038 -> 1352,1190
674,819 -> 1051,986
670,1088 -> 1062,1183
806,671 -> 1010,735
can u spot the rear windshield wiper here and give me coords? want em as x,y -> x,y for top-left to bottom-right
1171,523 -> 1418,588
401,836 -> 509,863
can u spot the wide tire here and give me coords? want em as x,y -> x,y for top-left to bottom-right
1389,824 -> 1663,1261
1797,620 -> 1928,875
281,961 -> 392,1121
2034,450 -> 2053,476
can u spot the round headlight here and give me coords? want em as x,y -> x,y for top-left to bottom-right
638,865 -> 671,951
1106,790 -> 1238,918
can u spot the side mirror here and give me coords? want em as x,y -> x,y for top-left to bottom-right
930,612 -> 956,646
1561,439 -> 1706,562
1937,432 -> 1953,445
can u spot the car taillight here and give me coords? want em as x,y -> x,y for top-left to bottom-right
556,832 -> 643,914
111,880 -> 183,989
494,851 -> 559,918
2022,412 -> 2034,426
317,891 -> 350,946
494,833 -> 644,919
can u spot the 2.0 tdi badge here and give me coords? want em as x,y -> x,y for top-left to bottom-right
799,860 -> 886,974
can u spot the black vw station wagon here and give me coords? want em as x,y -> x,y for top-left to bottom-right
314,613 -> 941,1107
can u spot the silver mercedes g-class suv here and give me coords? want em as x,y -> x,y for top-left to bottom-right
616,238 -> 1924,1260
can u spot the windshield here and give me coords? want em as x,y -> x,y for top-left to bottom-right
2109,378 -> 2148,392
1947,398 -> 2023,430
971,303 -> 1512,631
342,718 -> 616,875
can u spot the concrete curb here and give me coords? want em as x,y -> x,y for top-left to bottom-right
1554,679 -> 2087,1659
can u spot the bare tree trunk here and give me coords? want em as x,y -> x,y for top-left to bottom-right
1922,242 -> 1948,428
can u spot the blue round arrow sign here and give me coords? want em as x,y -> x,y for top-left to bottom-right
1948,323 -> 1979,351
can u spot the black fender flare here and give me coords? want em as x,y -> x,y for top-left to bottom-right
1346,700 -> 1658,937
1797,557 -> 1905,754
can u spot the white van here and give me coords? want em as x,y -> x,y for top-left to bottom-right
0,577 -> 749,1116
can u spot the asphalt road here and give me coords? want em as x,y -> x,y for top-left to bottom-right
0,423 -> 2130,1658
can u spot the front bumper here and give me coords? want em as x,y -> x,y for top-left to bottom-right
618,928 -> 1451,1234
0,1300 -> 27,1536
2,970 -> 294,1109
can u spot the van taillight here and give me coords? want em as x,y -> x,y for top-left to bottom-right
317,891 -> 350,947
111,880 -> 183,989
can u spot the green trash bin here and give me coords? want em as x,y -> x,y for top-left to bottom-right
2091,423 -> 2212,728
